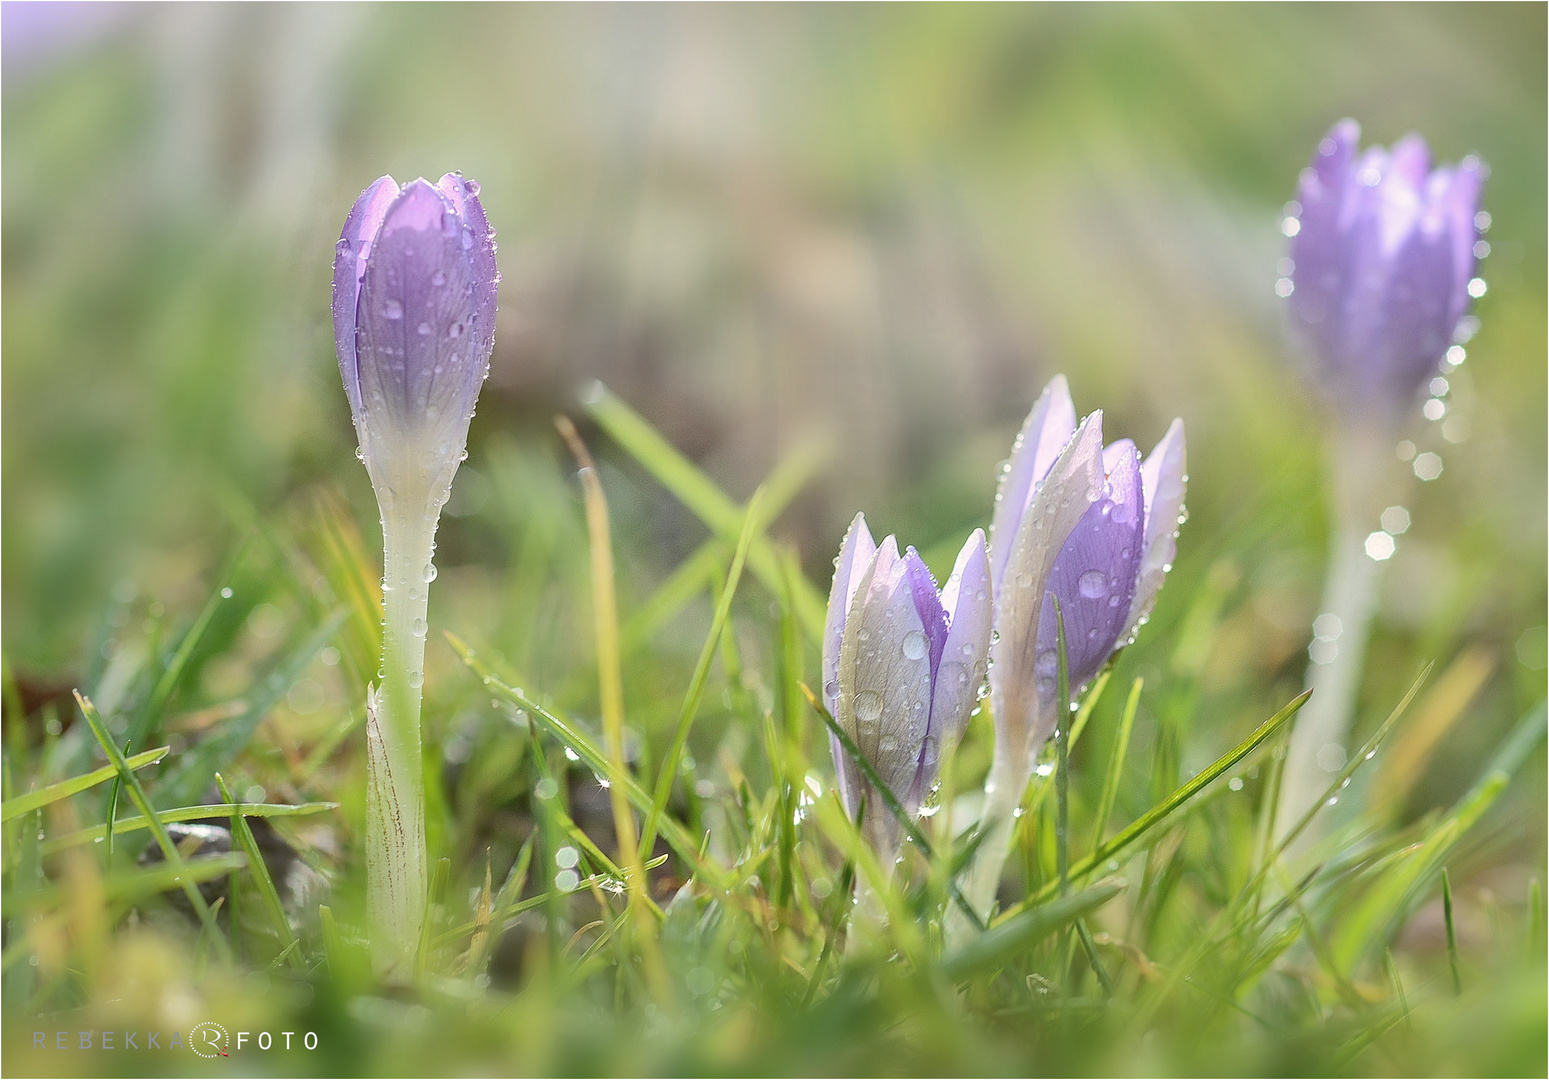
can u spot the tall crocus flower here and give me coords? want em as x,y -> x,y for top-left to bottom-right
333,172 -> 498,977
1285,119 -> 1485,419
960,376 -> 1186,923
823,515 -> 992,865
1276,123 -> 1486,845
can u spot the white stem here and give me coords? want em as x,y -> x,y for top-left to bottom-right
1276,422 -> 1406,856
366,500 -> 437,980
949,750 -> 1029,944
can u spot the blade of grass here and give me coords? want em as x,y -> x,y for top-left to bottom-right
583,383 -> 828,638
1090,679 -> 1141,852
1002,688 -> 1311,921
556,416 -> 668,1005
1442,867 -> 1461,995
214,773 -> 299,969
450,632 -> 724,886
74,691 -> 230,962
2,746 -> 169,822
640,488 -> 764,858
941,879 -> 1125,980
104,741 -> 127,864
126,542 -> 250,750
41,800 -> 339,855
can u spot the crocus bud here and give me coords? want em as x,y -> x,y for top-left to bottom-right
823,514 -> 992,856
332,172 -> 497,979
1285,120 -> 1485,419
334,172 -> 498,505
989,376 -> 1186,780
959,376 -> 1186,926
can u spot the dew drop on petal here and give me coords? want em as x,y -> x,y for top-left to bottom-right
382,299 -> 403,320
902,630 -> 928,660
853,690 -> 883,723
1078,570 -> 1108,599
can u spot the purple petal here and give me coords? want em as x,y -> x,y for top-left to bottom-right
355,178 -> 491,449
990,411 -> 1106,765
990,376 -> 1076,593
1035,440 -> 1144,701
1123,418 -> 1186,643
835,536 -> 934,827
1288,121 -> 1485,416
435,173 -> 500,381
913,529 -> 991,807
333,175 -> 399,424
902,547 -> 948,675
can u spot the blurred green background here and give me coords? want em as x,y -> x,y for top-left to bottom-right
3,0 -> 1544,977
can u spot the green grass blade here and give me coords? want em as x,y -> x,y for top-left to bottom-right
1442,867 -> 1461,994
641,488 -> 764,857
449,632 -> 727,886
1,745 -> 169,822
215,773 -> 300,968
40,799 -> 339,855
72,691 -> 231,963
127,542 -> 249,750
1090,679 -> 1141,852
1003,688 -> 1310,920
583,382 -> 827,638
941,879 -> 1124,980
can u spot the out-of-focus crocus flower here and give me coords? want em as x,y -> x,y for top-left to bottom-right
1275,123 -> 1486,848
823,514 -> 992,859
1284,119 -> 1485,419
333,172 -> 498,978
959,376 -> 1185,923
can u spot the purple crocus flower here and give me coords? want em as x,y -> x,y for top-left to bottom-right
332,172 -> 497,979
823,515 -> 992,855
334,172 -> 498,489
989,376 -> 1187,776
1284,120 -> 1485,417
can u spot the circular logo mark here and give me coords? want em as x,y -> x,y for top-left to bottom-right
189,1021 -> 229,1058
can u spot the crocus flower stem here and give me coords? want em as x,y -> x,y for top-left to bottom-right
1276,422 -> 1406,851
365,495 -> 436,979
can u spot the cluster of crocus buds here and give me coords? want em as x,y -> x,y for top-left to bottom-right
823,516 -> 993,861
1284,119 -> 1485,422
334,172 -> 498,978
823,376 -> 1185,922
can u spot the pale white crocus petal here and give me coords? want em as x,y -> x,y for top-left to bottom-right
1122,418 -> 1187,644
836,537 -> 933,850
989,376 -> 1077,593
990,411 -> 1106,764
823,512 -> 875,814
917,529 -> 992,806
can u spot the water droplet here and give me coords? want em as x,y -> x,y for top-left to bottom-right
853,690 -> 883,723
449,322 -> 464,338
408,670 -> 424,689
1107,594 -> 1122,608
1016,572 -> 1034,590
382,299 -> 404,320
220,587 -> 233,599
1078,570 -> 1108,598
417,322 -> 432,336
423,563 -> 438,583
461,225 -> 475,250
823,679 -> 839,700
1035,649 -> 1058,677
902,630 -> 927,660
412,618 -> 428,637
